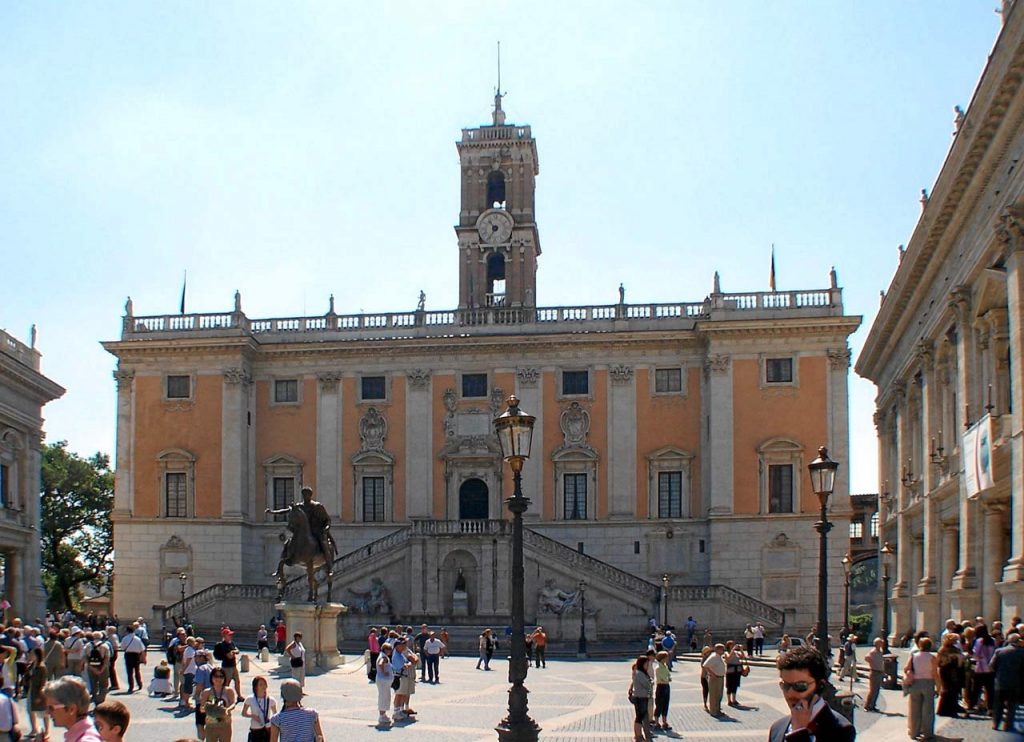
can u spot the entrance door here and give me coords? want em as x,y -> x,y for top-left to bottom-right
459,478 -> 489,520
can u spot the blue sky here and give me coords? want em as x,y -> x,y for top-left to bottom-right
0,2 -> 1001,493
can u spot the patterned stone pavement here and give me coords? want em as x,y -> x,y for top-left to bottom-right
88,653 -> 1021,741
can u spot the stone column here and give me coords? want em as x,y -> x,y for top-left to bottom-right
893,384 -> 912,599
112,369 -> 135,517
941,524 -> 959,620
983,503 -> 1007,621
607,364 -> 636,518
917,343 -> 939,603
705,354 -> 733,515
221,368 -> 251,520
827,347 -> 853,502
996,212 -> 1024,617
316,373 -> 343,520
949,288 -> 980,607
404,371 -> 432,517
24,437 -> 46,619
410,538 -> 425,614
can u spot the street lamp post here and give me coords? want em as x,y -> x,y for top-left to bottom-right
880,542 -> 896,653
179,573 -> 188,625
841,553 -> 852,637
577,580 -> 587,657
808,446 -> 839,666
493,395 -> 540,742
662,574 -> 670,628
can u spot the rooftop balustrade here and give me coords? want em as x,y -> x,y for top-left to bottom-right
0,329 -> 40,371
118,288 -> 844,342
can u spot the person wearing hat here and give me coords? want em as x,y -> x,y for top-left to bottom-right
214,629 -> 242,700
392,637 -> 419,721
64,627 -> 87,678
269,679 -> 323,742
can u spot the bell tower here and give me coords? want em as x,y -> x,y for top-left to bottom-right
455,88 -> 541,310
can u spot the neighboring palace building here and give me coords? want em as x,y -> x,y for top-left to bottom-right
857,8 -> 1024,636
0,328 -> 64,620
104,94 -> 860,639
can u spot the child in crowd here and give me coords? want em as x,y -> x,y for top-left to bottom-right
94,699 -> 130,742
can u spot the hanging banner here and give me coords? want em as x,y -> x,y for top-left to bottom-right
962,414 -> 995,499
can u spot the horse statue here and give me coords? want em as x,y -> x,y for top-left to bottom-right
268,487 -> 338,603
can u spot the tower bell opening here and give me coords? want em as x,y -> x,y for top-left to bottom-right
487,171 -> 506,209
487,253 -> 506,306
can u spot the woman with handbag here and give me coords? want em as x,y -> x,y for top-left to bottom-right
652,650 -> 672,731
26,647 -> 48,741
242,676 -> 277,742
285,634 -> 306,687
199,667 -> 236,742
630,655 -> 652,742
374,643 -> 395,726
724,640 -> 745,707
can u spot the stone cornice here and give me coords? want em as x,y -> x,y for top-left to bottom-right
0,354 -> 65,404
859,16 -> 1024,380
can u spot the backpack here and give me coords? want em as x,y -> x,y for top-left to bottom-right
166,641 -> 178,665
87,642 -> 104,669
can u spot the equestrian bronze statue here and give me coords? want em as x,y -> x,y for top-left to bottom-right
267,486 -> 339,602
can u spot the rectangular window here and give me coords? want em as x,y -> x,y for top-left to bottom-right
849,520 -> 864,539
361,376 -> 386,401
0,464 -> 8,508
658,471 -> 683,518
562,370 -> 589,396
274,379 -> 299,403
165,472 -> 187,518
870,511 -> 879,538
564,473 -> 587,519
461,373 -> 488,398
166,375 -> 191,399
765,358 -> 793,383
272,477 -> 293,522
362,477 -> 385,522
768,464 -> 794,513
655,368 -> 683,394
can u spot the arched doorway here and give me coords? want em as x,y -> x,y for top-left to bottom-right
459,478 -> 489,520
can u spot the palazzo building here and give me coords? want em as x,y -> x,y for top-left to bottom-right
105,95 -> 860,638
857,8 -> 1024,636
0,328 -> 64,620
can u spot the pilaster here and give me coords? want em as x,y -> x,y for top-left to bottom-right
316,372 -> 343,520
917,342 -> 939,597
705,353 -> 733,515
220,368 -> 251,520
112,369 -> 135,518
404,370 -> 432,518
827,347 -> 852,506
515,368 -> 543,518
983,502 -> 1008,621
606,363 -> 636,518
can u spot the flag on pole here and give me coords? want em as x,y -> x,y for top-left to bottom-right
769,245 -> 777,292
179,270 -> 187,315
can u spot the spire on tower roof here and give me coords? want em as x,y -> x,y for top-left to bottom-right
492,41 -> 506,126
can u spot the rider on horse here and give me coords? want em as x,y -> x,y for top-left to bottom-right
267,486 -> 338,568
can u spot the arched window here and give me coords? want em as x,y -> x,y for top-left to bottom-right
486,253 -> 506,306
870,510 -> 880,538
459,479 -> 489,520
486,171 -> 506,208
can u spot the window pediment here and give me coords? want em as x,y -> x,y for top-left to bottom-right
757,438 -> 802,455
156,448 -> 196,463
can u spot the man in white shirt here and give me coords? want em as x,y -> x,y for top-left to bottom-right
863,637 -> 886,711
64,627 -> 88,678
753,623 -> 766,656
701,644 -> 727,716
120,623 -> 147,692
423,632 -> 445,684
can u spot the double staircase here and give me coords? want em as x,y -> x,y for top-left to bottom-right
165,521 -> 784,648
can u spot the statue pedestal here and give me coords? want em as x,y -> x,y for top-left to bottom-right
275,602 -> 348,670
452,590 -> 469,617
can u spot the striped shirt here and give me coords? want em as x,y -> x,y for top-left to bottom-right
270,706 -> 319,742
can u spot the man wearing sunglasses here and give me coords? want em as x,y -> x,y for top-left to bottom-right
768,646 -> 855,741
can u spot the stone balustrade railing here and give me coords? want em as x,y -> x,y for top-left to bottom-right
524,529 -> 661,601
120,289 -> 842,342
706,584 -> 787,627
0,329 -> 39,371
411,518 -> 507,536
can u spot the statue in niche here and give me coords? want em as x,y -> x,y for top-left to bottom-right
537,578 -> 581,615
454,568 -> 467,593
359,407 -> 387,451
560,402 -> 590,447
349,577 -> 392,614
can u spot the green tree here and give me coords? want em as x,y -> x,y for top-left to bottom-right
40,441 -> 114,609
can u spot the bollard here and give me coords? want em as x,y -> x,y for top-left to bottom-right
239,654 -> 250,673
835,690 -> 856,724
260,647 -> 270,662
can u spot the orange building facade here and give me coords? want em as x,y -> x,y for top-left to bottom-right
105,101 -> 860,637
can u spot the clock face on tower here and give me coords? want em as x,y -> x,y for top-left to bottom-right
477,210 -> 514,245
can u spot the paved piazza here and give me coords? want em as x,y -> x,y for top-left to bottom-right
104,651 -> 1019,741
